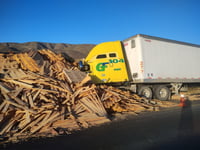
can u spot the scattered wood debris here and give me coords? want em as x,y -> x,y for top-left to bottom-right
0,50 -> 174,144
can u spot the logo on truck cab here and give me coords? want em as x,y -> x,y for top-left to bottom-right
96,59 -> 125,71
96,62 -> 109,71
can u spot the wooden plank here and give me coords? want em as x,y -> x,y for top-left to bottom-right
0,82 -> 11,93
63,69 -> 87,83
36,81 -> 72,93
0,101 -> 7,111
62,69 -> 72,83
62,94 -> 71,105
3,98 -> 36,114
8,69 -> 25,79
91,91 -> 105,109
59,82 -> 71,91
30,111 -> 60,134
30,111 -> 52,133
17,112 -> 30,129
39,94 -> 55,103
13,53 -> 40,72
33,87 -> 59,94
61,106 -> 66,120
11,95 -> 28,106
2,79 -> 33,88
0,113 -> 24,135
18,113 -> 46,134
51,119 -> 80,130
2,102 -> 9,113
80,97 -> 107,117
20,78 -> 67,91
0,119 -> 16,135
32,88 -> 41,101
87,91 -> 107,114
76,86 -> 96,98
75,75 -> 91,87
27,94 -> 34,108
73,103 -> 85,114
12,87 -> 23,98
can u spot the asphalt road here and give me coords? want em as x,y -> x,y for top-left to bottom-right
2,100 -> 200,150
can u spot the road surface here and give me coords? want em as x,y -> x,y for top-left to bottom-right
2,100 -> 200,150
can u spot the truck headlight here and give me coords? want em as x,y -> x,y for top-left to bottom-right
78,61 -> 90,72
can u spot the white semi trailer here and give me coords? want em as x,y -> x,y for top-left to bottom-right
79,34 -> 200,100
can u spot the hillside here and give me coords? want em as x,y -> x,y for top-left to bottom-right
0,42 -> 95,59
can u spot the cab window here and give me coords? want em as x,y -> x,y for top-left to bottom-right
96,54 -> 107,59
109,53 -> 116,58
131,40 -> 136,48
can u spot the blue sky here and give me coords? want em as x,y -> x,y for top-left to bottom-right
0,0 -> 199,44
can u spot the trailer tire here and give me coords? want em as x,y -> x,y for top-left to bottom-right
138,86 -> 153,99
154,85 -> 171,101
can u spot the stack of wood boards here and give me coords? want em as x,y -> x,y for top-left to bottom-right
0,49 -> 167,143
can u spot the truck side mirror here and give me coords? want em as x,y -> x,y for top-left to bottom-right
78,60 -> 84,69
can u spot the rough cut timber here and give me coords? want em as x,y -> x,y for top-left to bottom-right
63,69 -> 87,83
0,49 -> 175,144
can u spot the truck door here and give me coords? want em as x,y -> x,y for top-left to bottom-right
108,52 -> 127,82
92,53 -> 109,83
89,52 -> 128,83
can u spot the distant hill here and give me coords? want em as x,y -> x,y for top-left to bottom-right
0,42 -> 95,59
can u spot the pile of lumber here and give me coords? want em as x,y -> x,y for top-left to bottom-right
0,50 -> 162,143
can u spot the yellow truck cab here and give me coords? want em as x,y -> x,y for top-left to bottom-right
79,41 -> 129,84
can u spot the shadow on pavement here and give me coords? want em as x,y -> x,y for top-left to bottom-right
178,98 -> 194,137
149,135 -> 200,150
149,98 -> 200,150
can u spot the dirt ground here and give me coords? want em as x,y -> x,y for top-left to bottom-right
171,86 -> 200,101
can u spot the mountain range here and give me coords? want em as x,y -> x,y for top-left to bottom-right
0,42 -> 95,60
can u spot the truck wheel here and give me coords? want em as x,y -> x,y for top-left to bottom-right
138,86 -> 153,99
154,85 -> 171,101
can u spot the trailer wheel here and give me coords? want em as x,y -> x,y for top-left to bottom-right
154,85 -> 171,101
138,86 -> 153,99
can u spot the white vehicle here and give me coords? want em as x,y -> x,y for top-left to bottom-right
79,34 -> 200,100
